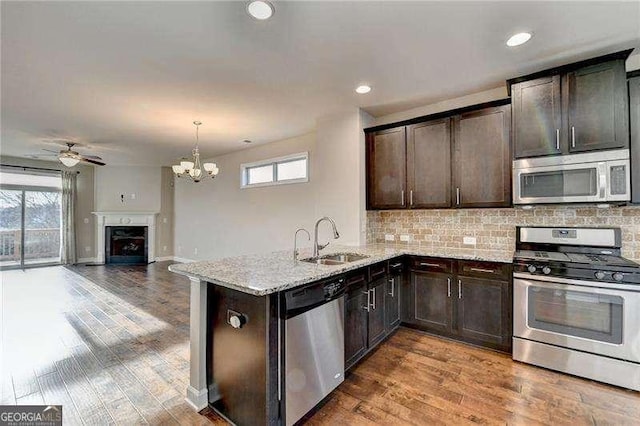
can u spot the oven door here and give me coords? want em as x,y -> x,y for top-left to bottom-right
514,277 -> 640,362
513,161 -> 606,204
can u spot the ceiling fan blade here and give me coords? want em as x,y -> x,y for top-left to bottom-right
80,157 -> 106,166
42,148 -> 61,154
81,154 -> 103,160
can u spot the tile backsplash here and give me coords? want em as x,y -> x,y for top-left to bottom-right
366,206 -> 640,263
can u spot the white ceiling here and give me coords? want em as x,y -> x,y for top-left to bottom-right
2,1 -> 639,166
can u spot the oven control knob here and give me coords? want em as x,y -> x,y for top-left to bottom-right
527,265 -> 537,273
613,272 -> 624,282
594,271 -> 606,280
542,266 -> 551,275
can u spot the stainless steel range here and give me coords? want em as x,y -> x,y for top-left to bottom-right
512,226 -> 640,391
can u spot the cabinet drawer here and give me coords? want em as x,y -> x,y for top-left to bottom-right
368,262 -> 388,282
410,257 -> 453,274
457,260 -> 511,280
345,270 -> 367,290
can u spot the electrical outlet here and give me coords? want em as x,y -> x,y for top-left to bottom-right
83,218 -> 89,224
163,217 -> 167,223
131,193 -> 136,200
194,248 -> 198,255
384,234 -> 395,241
163,245 -> 167,252
400,235 -> 410,242
463,236 -> 477,245
85,246 -> 91,252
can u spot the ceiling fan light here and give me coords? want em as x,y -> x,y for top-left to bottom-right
203,162 -> 216,172
59,156 -> 80,167
180,160 -> 195,171
172,165 -> 185,175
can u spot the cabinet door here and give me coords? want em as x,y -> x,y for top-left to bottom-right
453,105 -> 511,208
512,76 -> 563,158
407,118 -> 452,208
455,276 -> 511,352
344,281 -> 368,370
566,60 -> 629,152
366,127 -> 407,209
385,271 -> 401,333
411,271 -> 452,334
630,76 -> 640,204
367,277 -> 387,348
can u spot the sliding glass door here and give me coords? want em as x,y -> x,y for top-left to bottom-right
0,170 -> 62,269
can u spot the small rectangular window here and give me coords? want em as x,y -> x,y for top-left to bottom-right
241,152 -> 309,188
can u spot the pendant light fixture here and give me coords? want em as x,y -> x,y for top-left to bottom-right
172,121 -> 219,182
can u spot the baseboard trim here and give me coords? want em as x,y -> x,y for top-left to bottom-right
185,386 -> 208,412
173,256 -> 196,263
77,257 -> 98,264
155,256 -> 176,262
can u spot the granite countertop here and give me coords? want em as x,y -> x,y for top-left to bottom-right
168,243 -> 513,296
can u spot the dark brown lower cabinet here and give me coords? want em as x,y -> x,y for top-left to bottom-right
456,276 -> 512,352
404,258 -> 512,353
411,271 -> 452,334
344,278 -> 368,370
345,260 -> 404,370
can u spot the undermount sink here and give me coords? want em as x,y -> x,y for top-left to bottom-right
300,252 -> 370,265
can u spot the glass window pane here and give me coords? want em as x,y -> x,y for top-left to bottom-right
277,158 -> 307,181
24,191 -> 61,265
0,171 -> 62,189
0,189 -> 22,267
247,164 -> 274,185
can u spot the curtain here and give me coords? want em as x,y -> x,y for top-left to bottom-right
61,171 -> 77,264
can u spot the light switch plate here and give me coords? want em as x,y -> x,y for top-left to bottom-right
400,235 -> 410,242
384,234 -> 395,241
463,236 -> 477,245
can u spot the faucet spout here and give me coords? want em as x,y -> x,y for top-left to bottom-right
313,217 -> 340,258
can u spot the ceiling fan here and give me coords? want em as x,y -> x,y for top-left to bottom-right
31,142 -> 106,167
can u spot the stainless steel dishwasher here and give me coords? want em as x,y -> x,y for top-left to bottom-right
283,277 -> 345,426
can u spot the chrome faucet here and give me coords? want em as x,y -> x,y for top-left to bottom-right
313,217 -> 340,258
293,228 -> 311,262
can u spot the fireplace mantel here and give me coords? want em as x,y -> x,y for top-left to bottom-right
92,211 -> 158,264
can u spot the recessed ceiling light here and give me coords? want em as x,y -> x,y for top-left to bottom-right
247,1 -> 274,20
506,32 -> 532,47
355,85 -> 372,94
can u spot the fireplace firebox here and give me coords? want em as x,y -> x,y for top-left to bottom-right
105,226 -> 148,264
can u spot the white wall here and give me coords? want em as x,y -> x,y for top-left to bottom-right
174,133 -> 318,261
95,166 -> 161,212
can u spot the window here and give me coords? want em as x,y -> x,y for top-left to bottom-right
241,152 -> 309,188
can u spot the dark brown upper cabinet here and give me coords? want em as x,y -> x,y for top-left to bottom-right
366,127 -> 407,209
365,100 -> 511,210
510,51 -> 631,158
566,60 -> 629,153
407,118 -> 452,208
453,105 -> 512,208
512,75 -> 562,158
630,75 -> 640,204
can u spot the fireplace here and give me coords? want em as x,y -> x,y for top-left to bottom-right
105,226 -> 148,264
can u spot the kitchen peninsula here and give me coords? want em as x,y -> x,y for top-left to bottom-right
169,243 -> 513,425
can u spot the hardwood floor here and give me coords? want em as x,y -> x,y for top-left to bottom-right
1,262 -> 638,425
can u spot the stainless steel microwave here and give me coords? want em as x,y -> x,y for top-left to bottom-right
513,149 -> 630,205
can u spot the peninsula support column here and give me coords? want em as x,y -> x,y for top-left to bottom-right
186,277 -> 209,411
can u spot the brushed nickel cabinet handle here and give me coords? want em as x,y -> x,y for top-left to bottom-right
456,187 -> 461,205
458,280 -> 462,299
420,262 -> 441,268
571,126 -> 576,148
410,190 -> 414,206
470,267 -> 496,274
362,290 -> 370,312
556,129 -> 560,150
447,278 -> 451,298
372,287 -> 376,310
390,263 -> 403,268
401,190 -> 405,206
388,277 -> 395,297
